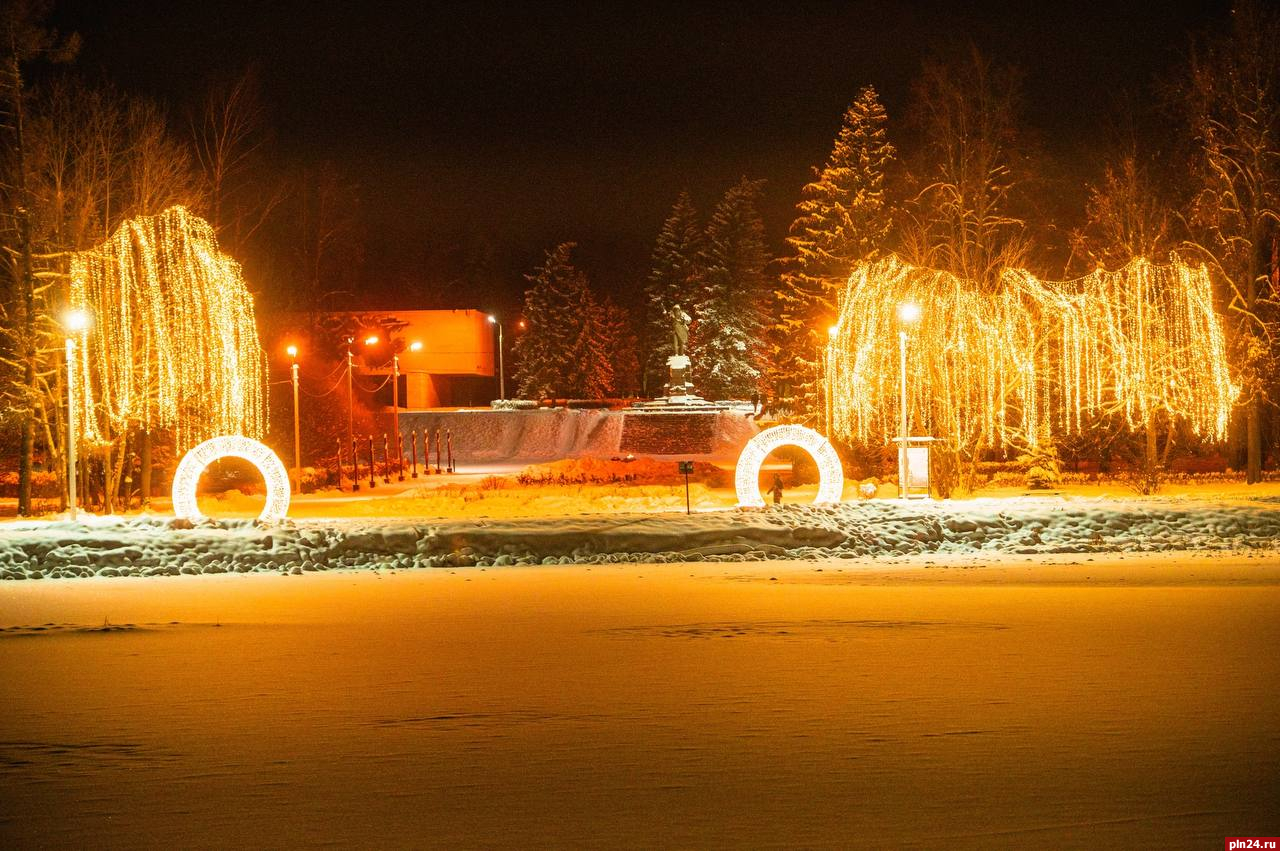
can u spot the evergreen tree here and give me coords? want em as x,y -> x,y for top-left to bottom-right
572,291 -> 613,400
642,190 -> 702,395
600,296 -> 640,397
773,85 -> 895,422
512,242 -> 612,399
691,178 -> 770,400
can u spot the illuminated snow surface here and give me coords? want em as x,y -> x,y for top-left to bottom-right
2,495 -> 1278,580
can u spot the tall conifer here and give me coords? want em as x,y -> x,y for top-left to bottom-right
642,190 -> 703,395
773,85 -> 895,421
692,178 -> 770,400
513,242 -> 613,399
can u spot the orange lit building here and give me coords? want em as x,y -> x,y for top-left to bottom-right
355,309 -> 496,409
268,309 -> 498,410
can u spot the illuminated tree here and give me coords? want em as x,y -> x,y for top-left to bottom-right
691,177 -> 770,400
643,190 -> 702,395
773,85 -> 895,422
830,256 -> 1237,490
13,80 -> 206,512
1070,151 -> 1181,474
69,206 -> 267,512
1182,0 -> 1280,483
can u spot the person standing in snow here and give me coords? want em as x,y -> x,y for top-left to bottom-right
770,473 -> 784,505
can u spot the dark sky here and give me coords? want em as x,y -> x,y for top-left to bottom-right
49,0 -> 1229,312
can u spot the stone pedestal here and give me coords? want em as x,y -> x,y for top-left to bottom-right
666,354 -> 692,400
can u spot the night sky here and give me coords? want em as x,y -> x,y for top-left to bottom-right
49,0 -> 1230,312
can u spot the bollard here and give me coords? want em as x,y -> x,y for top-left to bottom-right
382,433 -> 391,484
367,435 -> 376,489
434,428 -> 442,475
336,439 -> 345,492
397,432 -> 406,482
411,429 -> 419,478
351,437 -> 361,491
446,428 -> 454,473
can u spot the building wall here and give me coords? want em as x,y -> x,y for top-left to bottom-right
355,309 -> 496,408
262,308 -> 497,410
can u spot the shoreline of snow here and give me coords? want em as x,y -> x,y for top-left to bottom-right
1,495 -> 1277,581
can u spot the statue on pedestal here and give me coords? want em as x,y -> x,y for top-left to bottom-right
667,304 -> 692,397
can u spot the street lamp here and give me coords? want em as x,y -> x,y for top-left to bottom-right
826,324 -> 839,437
360,332 -> 407,481
487,314 -> 505,401
64,309 -> 90,520
897,301 -> 921,499
391,346 -> 403,481
287,344 -> 301,494
345,336 -> 358,491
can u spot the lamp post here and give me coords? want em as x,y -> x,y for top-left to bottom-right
826,324 -> 839,437
346,337 -> 357,491
366,334 -> 413,482
487,314 -> 505,401
64,309 -> 89,520
287,345 -> 301,494
406,341 -> 422,479
897,301 -> 921,499
392,350 -> 403,480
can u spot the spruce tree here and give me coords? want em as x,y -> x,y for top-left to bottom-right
600,296 -> 640,397
773,85 -> 895,422
513,243 -> 584,399
571,292 -> 613,400
513,242 -> 613,400
642,190 -> 703,395
692,178 -> 770,400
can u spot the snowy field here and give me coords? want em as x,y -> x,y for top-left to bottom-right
1,493 -> 1277,580
2,556 -> 1277,847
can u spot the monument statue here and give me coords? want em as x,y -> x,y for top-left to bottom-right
670,304 -> 690,357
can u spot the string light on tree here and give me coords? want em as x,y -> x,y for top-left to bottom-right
68,206 -> 267,452
828,255 -> 1238,453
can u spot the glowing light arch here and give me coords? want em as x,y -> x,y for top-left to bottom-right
736,425 -> 844,507
172,436 -> 291,524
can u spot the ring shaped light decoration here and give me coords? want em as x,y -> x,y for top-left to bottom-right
172,435 -> 291,523
735,424 -> 845,507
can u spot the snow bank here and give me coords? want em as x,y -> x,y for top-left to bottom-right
1,496 -> 1276,580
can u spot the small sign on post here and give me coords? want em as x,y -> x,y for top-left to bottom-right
678,460 -> 694,514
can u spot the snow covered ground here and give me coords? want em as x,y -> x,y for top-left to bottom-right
3,557 -> 1277,846
2,494 -> 1277,580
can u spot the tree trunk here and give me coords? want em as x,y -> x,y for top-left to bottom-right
16,208 -> 35,515
1247,398 -> 1262,483
103,437 -> 127,516
140,429 -> 152,508
1246,234 -> 1262,483
1145,415 -> 1158,471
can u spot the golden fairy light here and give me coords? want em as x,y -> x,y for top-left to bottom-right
69,205 -> 267,451
829,255 -> 1237,451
